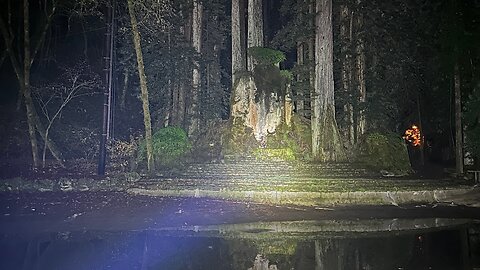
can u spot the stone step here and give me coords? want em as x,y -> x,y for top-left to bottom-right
153,159 -> 380,181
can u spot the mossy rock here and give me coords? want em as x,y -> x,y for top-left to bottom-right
253,65 -> 287,102
223,118 -> 259,156
355,132 -> 412,175
265,116 -> 311,160
224,116 -> 311,160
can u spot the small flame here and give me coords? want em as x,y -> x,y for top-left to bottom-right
403,125 -> 422,147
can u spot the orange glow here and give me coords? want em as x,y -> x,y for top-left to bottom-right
403,125 -> 422,147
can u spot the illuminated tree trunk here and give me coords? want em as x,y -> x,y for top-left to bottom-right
230,0 -> 286,148
355,0 -> 367,140
454,61 -> 463,174
340,4 -> 354,146
311,0 -> 345,162
120,68 -> 129,110
127,0 -> 155,172
229,0 -> 249,120
307,1 -> 315,120
188,0 -> 203,136
169,26 -> 186,127
296,40 -> 305,117
22,0 -> 40,168
231,0 -> 246,85
247,0 -> 264,71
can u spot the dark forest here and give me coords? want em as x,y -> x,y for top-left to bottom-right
0,0 -> 479,176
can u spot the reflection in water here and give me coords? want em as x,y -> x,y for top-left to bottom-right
0,222 -> 478,270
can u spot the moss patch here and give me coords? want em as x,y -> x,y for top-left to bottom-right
355,132 -> 412,174
253,239 -> 297,256
223,117 -> 259,156
224,116 -> 311,160
312,106 -> 346,162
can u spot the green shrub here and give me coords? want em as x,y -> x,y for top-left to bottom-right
280,70 -> 293,81
138,127 -> 191,167
248,47 -> 286,66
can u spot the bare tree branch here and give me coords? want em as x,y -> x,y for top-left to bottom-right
32,61 -> 101,167
30,0 -> 57,66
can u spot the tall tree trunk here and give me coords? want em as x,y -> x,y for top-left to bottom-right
1,1 -> 63,168
247,0 -> 264,71
189,0 -> 203,136
340,4 -> 354,146
33,112 -> 64,165
98,0 -> 113,175
307,1 -> 315,120
120,68 -> 129,110
127,0 -> 155,172
178,22 -> 190,128
205,13 -> 223,119
230,0 -> 287,146
166,28 -> 184,127
230,0 -> 249,121
23,0 -> 40,168
454,61 -> 463,174
417,94 -> 425,166
178,81 -> 186,127
355,0 -> 366,141
311,0 -> 345,162
230,0 -> 250,131
80,20 -> 89,60
296,40 -> 305,117
231,0 -> 246,85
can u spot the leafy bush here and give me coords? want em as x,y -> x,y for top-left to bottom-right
138,127 -> 192,167
108,137 -> 138,172
248,47 -> 286,66
280,70 -> 293,81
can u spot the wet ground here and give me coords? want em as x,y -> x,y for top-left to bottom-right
0,192 -> 480,269
1,191 -> 479,234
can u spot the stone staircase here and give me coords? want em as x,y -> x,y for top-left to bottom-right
135,155 -> 398,192
175,155 -> 379,180
131,155 -> 469,205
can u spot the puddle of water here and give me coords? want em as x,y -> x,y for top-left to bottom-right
0,219 -> 478,270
